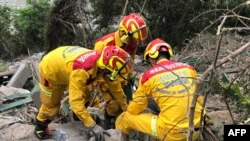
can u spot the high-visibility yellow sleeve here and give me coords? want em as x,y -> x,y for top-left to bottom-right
104,77 -> 128,111
127,78 -> 147,114
94,41 -> 105,51
68,69 -> 95,127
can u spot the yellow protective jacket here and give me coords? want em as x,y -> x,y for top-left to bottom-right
39,46 -> 126,127
127,59 -> 203,130
94,31 -> 138,59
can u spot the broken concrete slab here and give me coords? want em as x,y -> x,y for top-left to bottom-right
0,86 -> 31,104
0,85 -> 30,97
7,63 -> 31,88
0,95 -> 32,112
0,86 -> 38,112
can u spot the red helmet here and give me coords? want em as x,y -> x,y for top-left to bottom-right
144,38 -> 174,61
119,13 -> 148,42
97,45 -> 133,80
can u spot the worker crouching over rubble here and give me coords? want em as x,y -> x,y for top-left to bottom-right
94,13 -> 148,103
34,45 -> 132,140
115,38 -> 204,141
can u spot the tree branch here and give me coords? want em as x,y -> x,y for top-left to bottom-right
76,0 -> 88,47
216,16 -> 227,35
188,41 -> 250,141
223,27 -> 250,32
140,0 -> 147,15
201,41 -> 250,80
56,17 -> 77,34
122,0 -> 129,16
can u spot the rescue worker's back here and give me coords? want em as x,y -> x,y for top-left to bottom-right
128,59 -> 202,129
39,46 -> 96,84
116,38 -> 204,141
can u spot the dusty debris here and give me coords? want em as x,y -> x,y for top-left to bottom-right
0,86 -> 33,112
0,85 -> 30,97
0,86 -> 31,111
0,115 -> 22,130
0,123 -> 39,141
0,121 -> 125,141
207,110 -> 240,138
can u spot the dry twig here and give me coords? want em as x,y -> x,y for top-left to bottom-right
140,0 -> 147,15
122,0 -> 129,16
188,3 -> 250,138
76,0 -> 88,47
188,41 -> 250,141
201,41 -> 250,80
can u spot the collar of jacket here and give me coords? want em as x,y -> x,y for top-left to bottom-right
156,58 -> 169,64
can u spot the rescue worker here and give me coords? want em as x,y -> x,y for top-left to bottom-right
94,13 -> 148,102
115,38 -> 204,141
34,45 -> 132,140
94,13 -> 148,130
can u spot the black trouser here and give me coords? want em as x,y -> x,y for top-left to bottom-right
122,77 -> 136,102
122,83 -> 133,102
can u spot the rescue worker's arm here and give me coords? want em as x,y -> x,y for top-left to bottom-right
94,40 -> 105,51
127,78 -> 148,114
104,77 -> 127,111
94,34 -> 114,51
68,69 -> 95,127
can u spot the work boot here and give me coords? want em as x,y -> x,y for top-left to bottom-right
34,119 -> 53,140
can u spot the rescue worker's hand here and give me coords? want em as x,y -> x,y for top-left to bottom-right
204,114 -> 213,125
90,123 -> 104,133
89,123 -> 110,140
120,102 -> 128,111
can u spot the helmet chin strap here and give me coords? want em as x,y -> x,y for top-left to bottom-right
108,57 -> 137,86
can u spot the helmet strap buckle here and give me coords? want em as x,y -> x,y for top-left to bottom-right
109,70 -> 118,81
